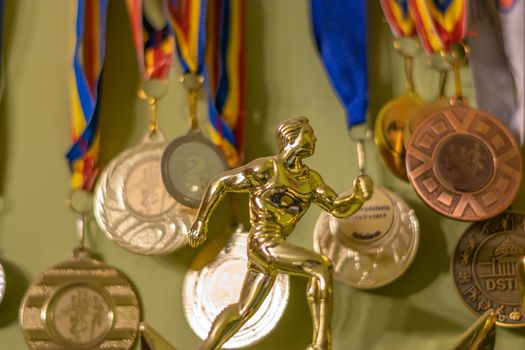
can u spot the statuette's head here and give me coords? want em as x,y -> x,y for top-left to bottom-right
277,117 -> 316,157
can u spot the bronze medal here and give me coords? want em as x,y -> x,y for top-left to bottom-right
452,212 -> 525,327
406,105 -> 522,221
19,249 -> 141,349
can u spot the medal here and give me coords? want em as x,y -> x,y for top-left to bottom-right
20,212 -> 140,349
451,212 -> 525,327
160,75 -> 229,209
0,263 -> 5,304
406,44 -> 522,221
375,1 -> 422,180
183,227 -> 289,349
314,187 -> 418,289
94,130 -> 196,255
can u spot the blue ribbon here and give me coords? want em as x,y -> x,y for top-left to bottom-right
311,0 -> 368,128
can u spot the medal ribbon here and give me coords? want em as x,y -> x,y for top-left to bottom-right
167,0 -> 208,75
380,0 -> 416,37
127,0 -> 175,80
206,0 -> 245,167
310,0 -> 368,128
66,0 -> 108,191
408,0 -> 468,53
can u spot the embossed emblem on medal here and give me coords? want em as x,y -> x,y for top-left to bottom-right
406,106 -> 522,221
161,130 -> 229,208
452,212 -> 525,327
94,131 -> 196,255
314,187 -> 419,289
183,229 -> 289,348
19,252 -> 140,349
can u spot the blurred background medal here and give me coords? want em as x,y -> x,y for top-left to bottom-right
19,206 -> 140,349
451,212 -> 525,327
182,226 -> 289,349
405,44 -> 522,221
314,187 -> 419,289
94,128 -> 196,255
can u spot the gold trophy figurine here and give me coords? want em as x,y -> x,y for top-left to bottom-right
189,117 -> 373,350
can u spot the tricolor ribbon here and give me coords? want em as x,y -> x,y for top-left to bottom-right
206,0 -> 245,167
408,0 -> 468,53
380,0 -> 416,37
127,0 -> 175,80
310,0 -> 368,128
167,0 -> 208,75
66,0 -> 108,191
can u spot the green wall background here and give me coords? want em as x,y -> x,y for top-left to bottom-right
0,1 -> 524,349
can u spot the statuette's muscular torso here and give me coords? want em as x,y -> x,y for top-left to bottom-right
189,117 -> 372,350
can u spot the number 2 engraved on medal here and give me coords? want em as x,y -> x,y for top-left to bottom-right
185,155 -> 207,194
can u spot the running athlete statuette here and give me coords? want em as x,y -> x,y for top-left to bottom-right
188,117 -> 373,350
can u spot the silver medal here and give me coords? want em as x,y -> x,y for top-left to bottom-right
183,228 -> 289,349
161,130 -> 229,208
0,263 -> 5,304
94,131 -> 196,255
314,187 -> 419,289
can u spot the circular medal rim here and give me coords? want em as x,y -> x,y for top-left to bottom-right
182,230 -> 290,348
93,136 -> 193,255
161,130 -> 229,209
41,282 -> 116,349
313,188 -> 420,290
19,256 -> 141,349
406,105 -> 522,221
450,211 -> 525,328
402,99 -> 451,149
431,132 -> 497,194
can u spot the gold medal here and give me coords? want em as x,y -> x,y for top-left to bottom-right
183,226 -> 289,349
19,249 -> 140,349
314,187 -> 418,289
375,38 -> 423,180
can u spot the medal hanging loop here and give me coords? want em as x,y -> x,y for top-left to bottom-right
137,79 -> 169,136
393,38 -> 419,93
65,189 -> 94,256
425,52 -> 449,99
180,73 -> 205,132
441,43 -> 469,106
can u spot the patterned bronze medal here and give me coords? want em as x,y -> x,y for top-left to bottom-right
20,250 -> 141,349
313,187 -> 419,289
452,212 -> 525,328
406,45 -> 522,221
375,39 -> 423,180
94,131 -> 196,255
183,227 -> 289,349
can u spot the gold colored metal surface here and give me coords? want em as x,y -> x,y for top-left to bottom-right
313,187 -> 419,289
0,263 -> 5,304
375,39 -> 423,180
519,257 -> 525,312
183,228 -> 289,349
188,117 -> 372,350
19,250 -> 140,349
450,310 -> 496,350
140,323 -> 178,350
